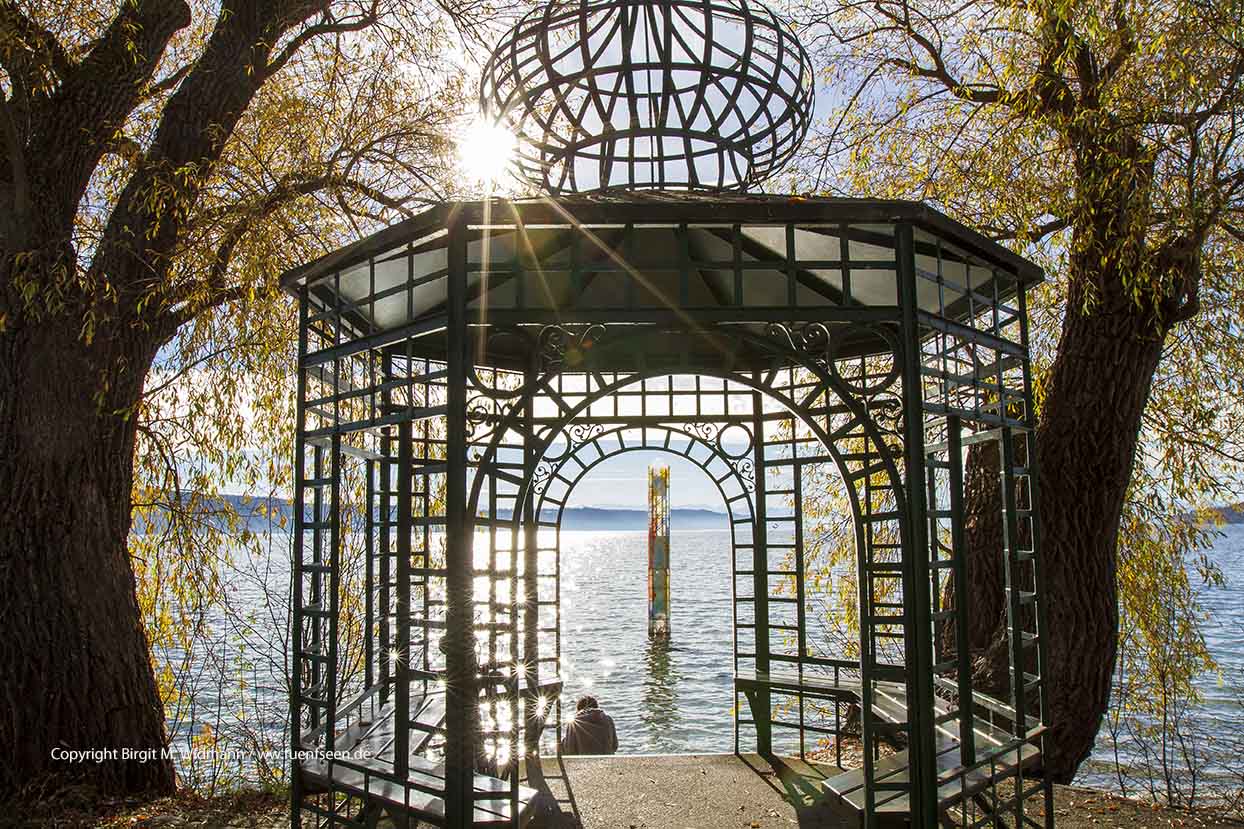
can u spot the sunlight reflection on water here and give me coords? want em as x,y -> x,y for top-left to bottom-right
179,523 -> 1244,791
558,529 -> 736,753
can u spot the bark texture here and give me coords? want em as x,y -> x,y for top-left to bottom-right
0,314 -> 171,797
1029,290 -> 1165,781
937,442 -> 1005,661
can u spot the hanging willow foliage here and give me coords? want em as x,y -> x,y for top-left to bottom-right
791,0 -> 1244,788
0,0 -> 509,797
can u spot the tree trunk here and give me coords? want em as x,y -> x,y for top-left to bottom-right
952,262 -> 1166,782
938,441 -> 1006,659
945,123 -> 1174,783
1026,287 -> 1164,782
0,312 -> 174,799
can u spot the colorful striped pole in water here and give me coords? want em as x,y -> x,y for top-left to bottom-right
648,465 -> 671,637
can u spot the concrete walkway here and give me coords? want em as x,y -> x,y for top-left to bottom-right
524,753 -> 846,829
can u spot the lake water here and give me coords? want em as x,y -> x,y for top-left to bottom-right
559,528 -> 1244,791
180,525 -> 1244,794
559,530 -> 738,754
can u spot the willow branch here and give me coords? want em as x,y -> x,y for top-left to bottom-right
0,1 -> 73,90
163,169 -> 414,335
262,3 -> 380,81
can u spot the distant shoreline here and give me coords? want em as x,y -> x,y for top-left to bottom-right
555,506 -> 727,530
148,493 -> 1244,529
142,494 -> 730,532
1201,504 -> 1244,524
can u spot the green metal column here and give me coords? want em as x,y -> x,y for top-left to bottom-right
290,288 -> 308,829
750,381 -> 772,756
394,420 -> 412,781
379,355 -> 395,710
444,209 -> 478,829
896,222 -> 938,829
1018,287 -> 1056,828
946,416 -> 975,766
793,455 -> 807,759
522,361 -> 541,757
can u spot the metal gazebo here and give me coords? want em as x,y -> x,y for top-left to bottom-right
285,2 -> 1053,828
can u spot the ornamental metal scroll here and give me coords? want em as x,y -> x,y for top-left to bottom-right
767,321 -> 902,398
538,324 -> 607,370
532,423 -> 758,508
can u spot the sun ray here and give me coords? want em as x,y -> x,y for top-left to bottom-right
458,119 -> 516,187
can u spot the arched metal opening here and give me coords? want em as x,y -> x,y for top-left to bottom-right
526,423 -> 756,751
460,333 -> 917,807
284,197 -> 1053,829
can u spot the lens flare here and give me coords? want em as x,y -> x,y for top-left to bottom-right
458,119 -> 516,186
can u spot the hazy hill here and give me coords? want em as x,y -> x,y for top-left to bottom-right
558,506 -> 727,530
1207,504 -> 1244,524
142,494 -> 727,532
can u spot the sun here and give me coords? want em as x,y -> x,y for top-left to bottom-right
458,119 -> 516,187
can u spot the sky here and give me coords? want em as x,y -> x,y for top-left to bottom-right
562,451 -> 735,511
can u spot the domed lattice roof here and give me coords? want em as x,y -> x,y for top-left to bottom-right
480,0 -> 815,194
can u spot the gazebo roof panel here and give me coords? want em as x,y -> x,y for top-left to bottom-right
281,195 -> 1042,294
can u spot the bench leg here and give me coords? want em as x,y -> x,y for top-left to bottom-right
360,802 -> 383,829
970,791 -> 1010,829
740,688 -> 773,757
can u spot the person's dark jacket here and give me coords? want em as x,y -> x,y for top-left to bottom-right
559,707 -> 618,755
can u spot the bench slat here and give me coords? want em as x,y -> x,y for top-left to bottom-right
304,758 -> 537,826
299,684 -> 551,826
736,669 -> 1045,823
825,737 -> 1042,815
734,668 -> 860,699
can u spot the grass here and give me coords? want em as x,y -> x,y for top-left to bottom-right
0,786 -> 287,829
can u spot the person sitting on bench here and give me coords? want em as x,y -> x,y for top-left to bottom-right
559,694 -> 618,755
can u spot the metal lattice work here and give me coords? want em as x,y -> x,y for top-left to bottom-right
282,196 -> 1056,829
480,0 -> 815,193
